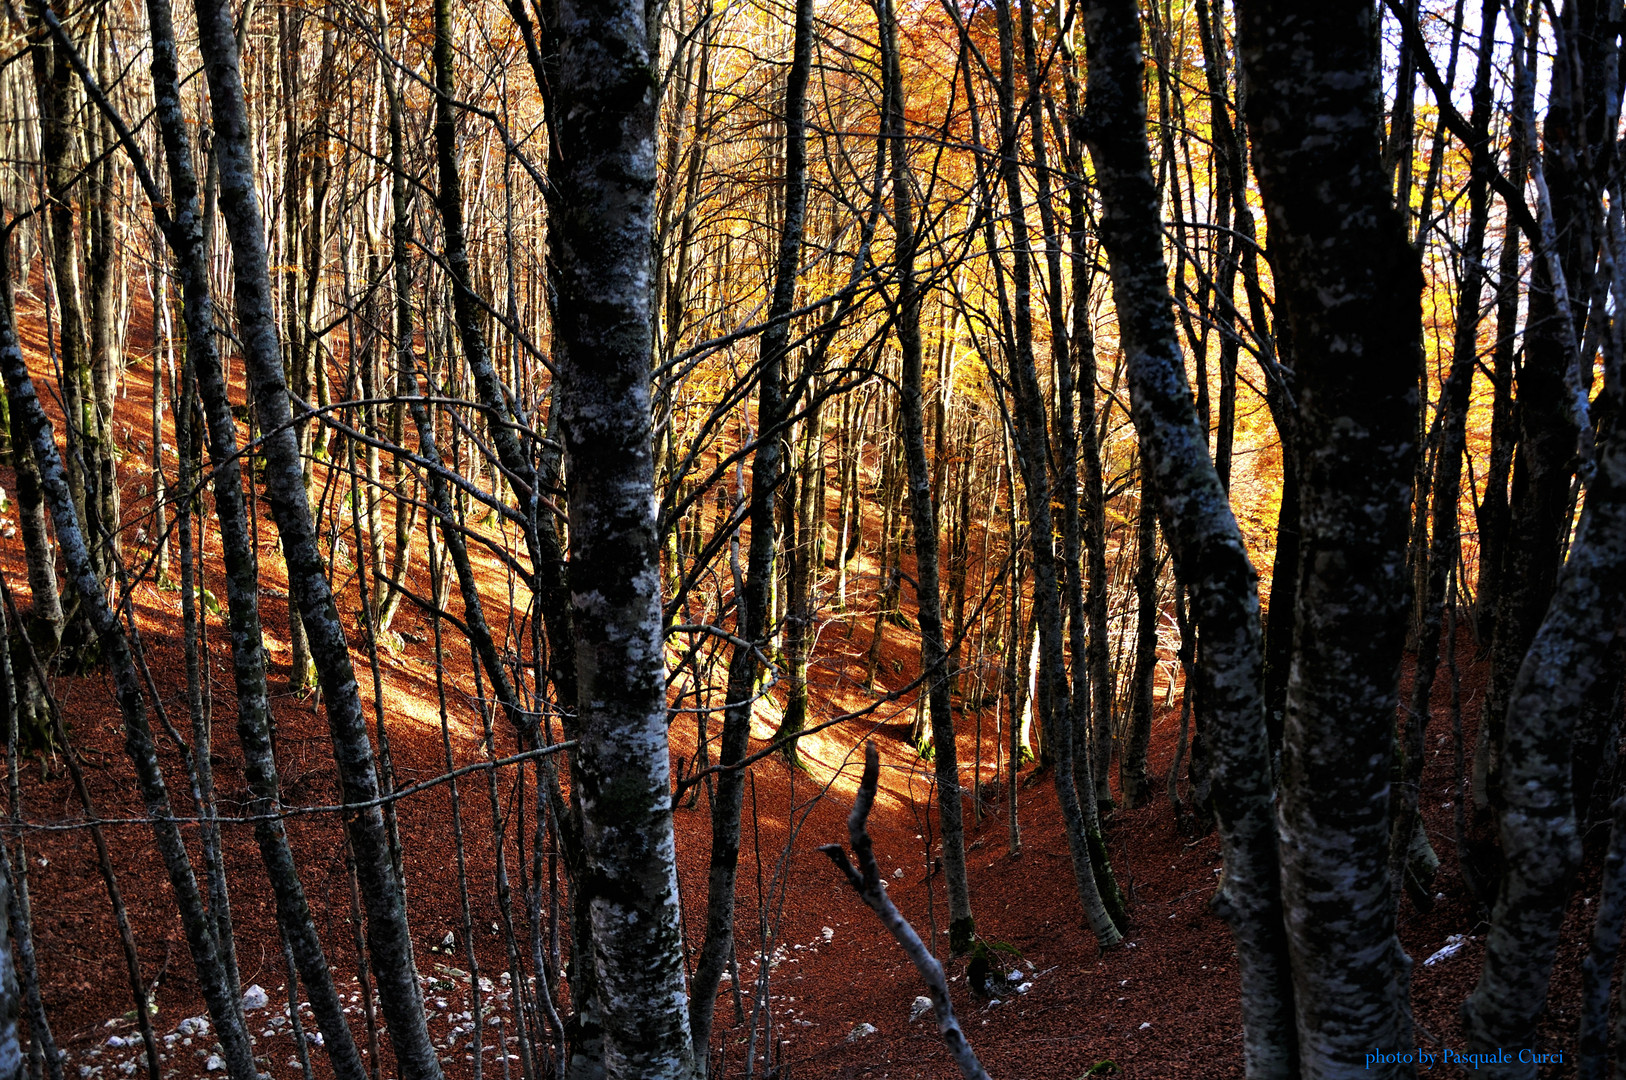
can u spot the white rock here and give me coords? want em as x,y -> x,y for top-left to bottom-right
242,984 -> 269,1011
308,1032 -> 324,1048
892,868 -> 904,879
821,927 -> 834,942
205,1054 -> 226,1071
909,997 -> 932,1023
178,1017 -> 210,1038
1139,1022 -> 1152,1031
106,1037 -> 125,1049
846,1023 -> 878,1042
119,1062 -> 136,1076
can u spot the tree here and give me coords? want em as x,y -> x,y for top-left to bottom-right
551,0 -> 699,1072
1080,0 -> 1293,1072
1236,1 -> 1423,1071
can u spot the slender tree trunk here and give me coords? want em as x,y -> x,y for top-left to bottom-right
1121,475 -> 1157,808
1390,0 -> 1498,896
0,211 -> 260,1080
689,0 -> 809,1057
881,0 -> 974,955
1082,0 -> 1294,1071
139,4 -> 370,1072
185,0 -> 443,1071
989,0 -> 1119,950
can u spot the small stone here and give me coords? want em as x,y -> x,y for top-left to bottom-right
1139,1022 -> 1152,1031
106,1037 -> 126,1049
892,868 -> 904,879
821,927 -> 834,942
909,997 -> 932,1023
205,1055 -> 225,1071
242,985 -> 270,1011
846,1023 -> 878,1042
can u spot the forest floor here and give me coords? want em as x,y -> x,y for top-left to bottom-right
5,279 -> 1607,1079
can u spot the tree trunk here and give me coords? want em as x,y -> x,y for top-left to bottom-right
1081,0 -> 1294,1071
140,3 -> 370,1071
0,212 -> 261,1080
688,0 -> 808,1057
1236,2 -> 1423,1072
1390,0 -> 1498,898
186,0 -> 444,1071
1121,475 -> 1157,808
1462,414 -> 1626,1075
553,0 -> 698,1067
881,0 -> 974,955
989,0 -> 1119,950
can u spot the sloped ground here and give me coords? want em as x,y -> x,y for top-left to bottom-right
5,280 -> 1596,1079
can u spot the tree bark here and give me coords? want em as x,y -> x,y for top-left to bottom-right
1081,0 -> 1294,1071
553,0 -> 698,1071
1462,414 -> 1626,1076
185,0 -> 444,1072
140,2 -> 369,1071
1235,2 -> 1423,1073
0,213 -> 260,1080
989,0 -> 1119,949
881,0 -> 974,955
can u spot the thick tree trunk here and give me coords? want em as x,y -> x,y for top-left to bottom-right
1081,0 -> 1293,1072
1236,3 -> 1423,1074
1462,416 -> 1626,1076
553,0 -> 699,1068
185,1 -> 443,1072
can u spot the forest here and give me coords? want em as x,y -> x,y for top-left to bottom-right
0,0 -> 1620,1075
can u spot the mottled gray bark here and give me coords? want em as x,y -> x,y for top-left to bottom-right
0,836 -> 19,1080
553,0 -> 698,1071
1461,412 -> 1626,1075
1579,790 -> 1626,1080
184,0 -> 442,1073
1235,3 -> 1423,1074
0,216 -> 260,1080
880,0 -> 974,955
0,591 -> 58,1080
1081,0 -> 1293,1072
138,2 -> 368,1073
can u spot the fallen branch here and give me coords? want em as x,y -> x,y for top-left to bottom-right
819,742 -> 992,1080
